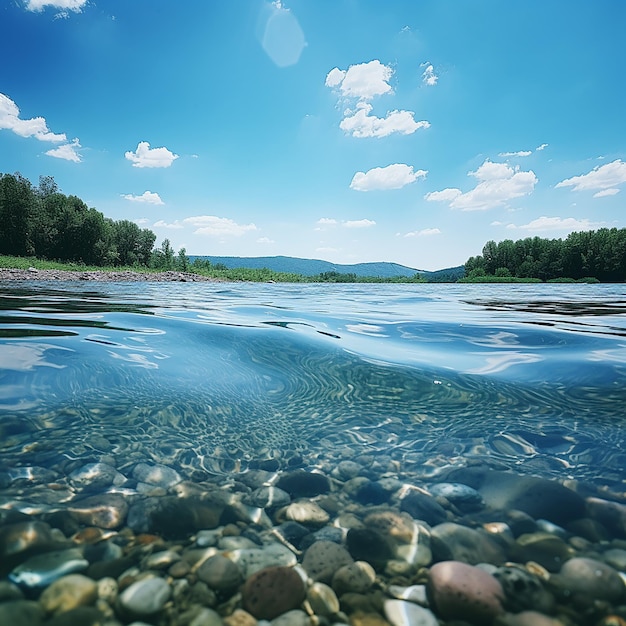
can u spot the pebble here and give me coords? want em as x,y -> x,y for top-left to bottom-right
0,600 -> 45,626
399,490 -> 447,526
276,471 -> 330,498
67,493 -> 128,529
557,556 -> 625,602
384,599 -> 438,626
331,460 -> 363,481
39,574 -> 97,615
331,561 -> 376,595
493,566 -> 555,614
511,532 -> 573,572
494,611 -> 565,626
282,500 -> 330,526
189,607 -> 225,626
68,463 -> 126,491
430,522 -> 506,565
306,581 -> 340,616
228,542 -> 298,578
270,609 -> 311,626
428,482 -> 484,512
9,548 -> 89,589
132,462 -> 182,489
246,486 -> 291,509
387,585 -> 428,605
241,566 -> 306,619
427,560 -> 505,624
302,540 -> 354,583
197,554 -> 243,594
118,576 -> 171,616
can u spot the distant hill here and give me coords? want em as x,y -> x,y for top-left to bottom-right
189,255 -> 464,280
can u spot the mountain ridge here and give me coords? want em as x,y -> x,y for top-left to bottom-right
189,255 -> 464,279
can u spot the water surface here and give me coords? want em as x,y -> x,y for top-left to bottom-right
1,282 -> 625,490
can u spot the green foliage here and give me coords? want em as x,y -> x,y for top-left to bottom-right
465,229 -> 626,282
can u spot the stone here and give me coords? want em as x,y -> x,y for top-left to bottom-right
228,542 -> 298,578
346,528 -> 394,568
241,566 -> 306,619
586,497 -> 626,537
331,460 -> 363,481
603,548 -> 626,571
276,471 -> 330,498
428,482 -> 484,513
427,560 -> 505,624
273,521 -> 311,549
9,548 -> 89,589
245,486 -> 291,509
0,520 -> 60,560
354,480 -> 390,505
143,549 -> 180,570
446,468 -> 585,526
68,463 -> 125,491
493,566 -> 555,614
45,606 -> 105,626
96,577 -> 117,603
384,600 -> 438,626
387,585 -> 428,605
399,490 -> 447,526
430,522 -> 506,565
132,462 -> 182,488
223,608 -> 257,626
306,581 -> 340,616
270,609 -> 311,626
494,611 -> 565,626
350,610 -> 391,626
282,500 -> 330,526
0,600 -> 44,626
302,540 -> 354,583
197,554 -> 243,595
189,607 -> 225,626
39,574 -> 97,615
557,557 -> 625,603
118,576 -> 171,616
511,532 -> 573,573
332,561 -> 376,595
67,493 -> 128,529
0,580 -> 23,601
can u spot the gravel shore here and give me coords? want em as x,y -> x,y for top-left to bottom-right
0,268 -> 223,282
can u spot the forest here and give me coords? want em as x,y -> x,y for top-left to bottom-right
464,230 -> 626,282
1,172 -> 624,282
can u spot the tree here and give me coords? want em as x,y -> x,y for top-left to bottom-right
0,173 -> 35,256
177,247 -> 189,271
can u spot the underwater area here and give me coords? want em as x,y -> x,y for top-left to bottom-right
1,281 -> 626,625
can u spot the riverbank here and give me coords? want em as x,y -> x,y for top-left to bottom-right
0,268 -> 223,282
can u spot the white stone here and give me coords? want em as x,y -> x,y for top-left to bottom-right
119,577 -> 171,615
384,600 -> 438,626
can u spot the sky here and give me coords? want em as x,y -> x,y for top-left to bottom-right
0,1 -> 624,271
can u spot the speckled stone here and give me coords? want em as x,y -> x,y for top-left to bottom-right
241,566 -> 306,619
302,540 -> 354,583
39,574 -> 97,615
228,542 -> 298,578
429,482 -> 484,513
493,566 -> 555,614
307,581 -> 340,617
427,560 -> 505,624
282,500 -> 330,526
68,463 -> 125,491
67,493 -> 128,529
118,576 -> 171,616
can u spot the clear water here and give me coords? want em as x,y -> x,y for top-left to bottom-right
1,281 -> 625,490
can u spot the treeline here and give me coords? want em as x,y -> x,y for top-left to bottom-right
465,229 -> 626,282
0,172 -> 157,266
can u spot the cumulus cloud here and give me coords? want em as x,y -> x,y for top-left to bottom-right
46,138 -> 81,162
316,218 -> 338,226
125,141 -> 179,168
425,160 -> 537,210
556,159 -> 626,194
25,0 -> 87,12
0,92 -> 67,143
344,219 -> 376,228
339,102 -> 429,138
123,191 -> 164,205
183,215 -> 257,236
325,60 -> 393,100
536,143 -> 549,151
421,63 -> 438,86
153,220 -> 183,229
506,216 -> 597,232
404,228 -> 441,237
350,163 -> 427,191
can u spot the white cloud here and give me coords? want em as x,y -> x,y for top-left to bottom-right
536,143 -> 548,151
499,150 -> 532,157
316,217 -> 338,226
0,92 -> 68,143
594,188 -> 620,198
339,102 -> 429,138
257,237 -> 274,244
425,160 -> 537,210
344,219 -> 376,228
125,141 -> 179,168
153,220 -> 183,229
507,216 -> 596,232
350,163 -> 427,191
46,138 -> 81,162
134,218 -> 150,225
404,228 -> 441,237
556,159 -> 626,192
325,60 -> 393,100
25,0 -> 87,12
421,63 -> 438,86
123,191 -> 164,205
184,215 -> 258,236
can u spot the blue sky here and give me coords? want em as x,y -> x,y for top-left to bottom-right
1,0 -> 624,271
